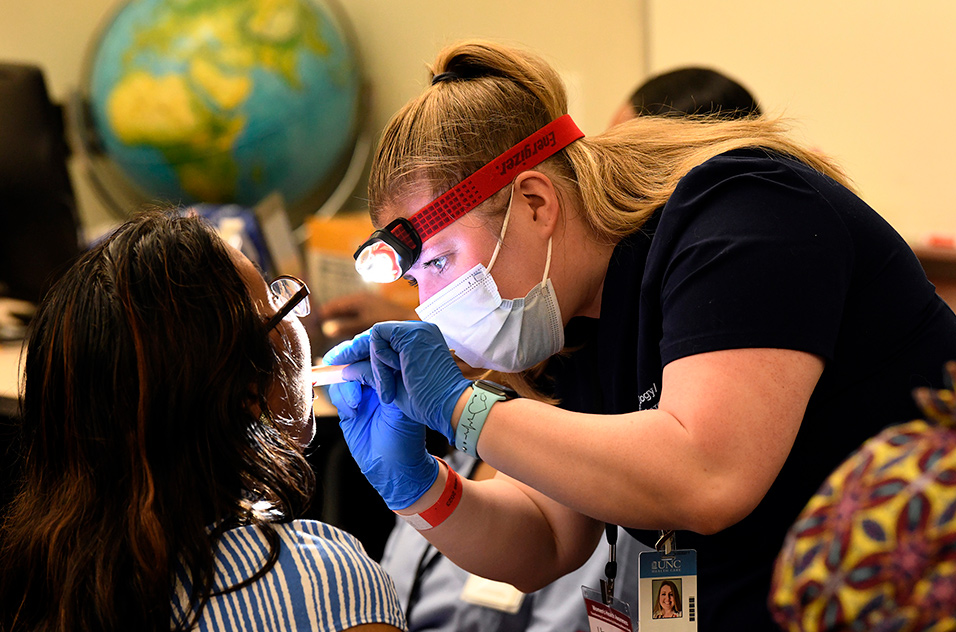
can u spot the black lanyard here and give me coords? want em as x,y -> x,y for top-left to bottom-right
601,523 -> 618,604
405,544 -> 443,623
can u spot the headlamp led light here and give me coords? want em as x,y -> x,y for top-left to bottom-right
353,114 -> 585,283
353,218 -> 421,283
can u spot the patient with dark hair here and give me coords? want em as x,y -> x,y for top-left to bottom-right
0,209 -> 405,632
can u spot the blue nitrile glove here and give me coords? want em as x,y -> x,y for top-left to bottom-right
327,373 -> 439,511
324,321 -> 471,445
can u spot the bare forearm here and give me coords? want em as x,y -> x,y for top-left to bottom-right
475,399 -> 720,531
397,464 -> 602,591
453,349 -> 820,534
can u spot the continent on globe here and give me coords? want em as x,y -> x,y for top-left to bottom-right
87,0 -> 362,215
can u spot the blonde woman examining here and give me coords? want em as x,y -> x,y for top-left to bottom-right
324,40 -> 956,630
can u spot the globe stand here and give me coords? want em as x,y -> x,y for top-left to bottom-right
66,89 -> 153,224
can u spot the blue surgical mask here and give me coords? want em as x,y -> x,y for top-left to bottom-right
415,187 -> 564,372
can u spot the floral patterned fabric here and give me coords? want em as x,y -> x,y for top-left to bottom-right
770,362 -> 956,632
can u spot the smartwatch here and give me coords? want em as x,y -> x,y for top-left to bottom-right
455,379 -> 519,458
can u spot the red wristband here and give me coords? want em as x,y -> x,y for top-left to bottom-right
398,457 -> 462,531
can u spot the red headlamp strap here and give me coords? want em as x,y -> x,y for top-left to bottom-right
389,114 -> 584,250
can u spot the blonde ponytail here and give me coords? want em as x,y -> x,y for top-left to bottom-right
565,115 -> 852,242
370,39 -> 849,240
368,39 -> 574,224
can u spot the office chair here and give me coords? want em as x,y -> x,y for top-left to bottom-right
0,62 -> 81,304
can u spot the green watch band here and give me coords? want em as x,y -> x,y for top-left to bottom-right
455,379 -> 517,458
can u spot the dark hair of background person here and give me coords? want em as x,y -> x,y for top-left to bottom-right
629,66 -> 761,119
0,210 -> 315,631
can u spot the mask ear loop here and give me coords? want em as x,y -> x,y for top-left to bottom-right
540,236 -> 553,288
487,182 -> 553,288
486,183 -> 516,274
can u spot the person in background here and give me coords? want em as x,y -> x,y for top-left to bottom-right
0,209 -> 405,632
770,360 -> 956,631
609,65 -> 761,128
324,39 -> 956,631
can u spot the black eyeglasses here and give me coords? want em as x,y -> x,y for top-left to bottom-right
265,275 -> 310,331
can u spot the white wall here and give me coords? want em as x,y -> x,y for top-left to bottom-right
646,0 -> 956,242
0,0 -> 645,232
336,0 -> 644,138
5,0 -> 951,243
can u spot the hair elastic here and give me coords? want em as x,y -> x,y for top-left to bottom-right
431,71 -> 460,85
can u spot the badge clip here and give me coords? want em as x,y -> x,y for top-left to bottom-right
655,529 -> 676,557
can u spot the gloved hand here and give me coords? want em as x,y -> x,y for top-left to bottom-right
328,374 -> 439,511
324,321 -> 471,445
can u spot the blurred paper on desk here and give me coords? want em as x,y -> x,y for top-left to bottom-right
0,298 -> 35,342
304,213 -> 418,309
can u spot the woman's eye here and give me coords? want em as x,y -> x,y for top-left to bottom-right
422,256 -> 448,273
404,275 -> 418,288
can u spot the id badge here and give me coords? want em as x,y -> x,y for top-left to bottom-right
581,586 -> 634,632
638,549 -> 698,631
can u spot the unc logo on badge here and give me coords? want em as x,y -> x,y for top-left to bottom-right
651,558 -> 681,572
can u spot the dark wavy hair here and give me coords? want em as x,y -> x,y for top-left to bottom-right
0,209 -> 314,631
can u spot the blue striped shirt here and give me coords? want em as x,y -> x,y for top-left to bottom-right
172,520 -> 407,631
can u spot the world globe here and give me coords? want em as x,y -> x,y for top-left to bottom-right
83,0 -> 363,225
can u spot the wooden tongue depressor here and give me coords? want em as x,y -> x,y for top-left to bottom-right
311,364 -> 349,387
